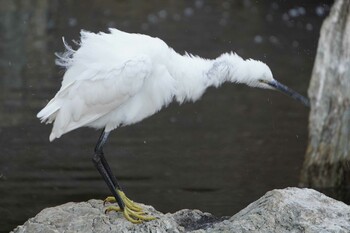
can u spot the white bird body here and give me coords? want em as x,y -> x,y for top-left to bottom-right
38,28 -> 274,141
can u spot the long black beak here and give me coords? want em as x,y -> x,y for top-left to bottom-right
260,80 -> 310,107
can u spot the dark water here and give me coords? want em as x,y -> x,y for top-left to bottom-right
0,0 -> 333,232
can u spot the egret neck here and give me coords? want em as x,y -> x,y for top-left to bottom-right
167,51 -> 264,104
166,51 -> 309,107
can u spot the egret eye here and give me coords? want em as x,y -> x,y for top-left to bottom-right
258,79 -> 268,84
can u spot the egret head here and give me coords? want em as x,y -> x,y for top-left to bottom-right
213,53 -> 309,107
245,59 -> 310,107
243,59 -> 275,89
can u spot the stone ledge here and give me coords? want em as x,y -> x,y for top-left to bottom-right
12,188 -> 350,233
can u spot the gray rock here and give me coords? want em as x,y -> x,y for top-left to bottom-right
300,0 -> 350,190
12,188 -> 350,233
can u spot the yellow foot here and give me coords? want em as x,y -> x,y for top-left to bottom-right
104,190 -> 156,224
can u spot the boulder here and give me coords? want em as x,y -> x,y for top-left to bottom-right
12,188 -> 350,233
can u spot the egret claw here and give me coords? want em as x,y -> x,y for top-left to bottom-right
106,205 -> 156,223
104,191 -> 143,211
124,208 -> 156,223
119,191 -> 143,211
123,208 -> 142,224
105,205 -> 121,213
104,190 -> 156,223
104,196 -> 116,206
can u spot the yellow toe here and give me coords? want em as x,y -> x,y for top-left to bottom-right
105,205 -> 121,213
104,190 -> 156,223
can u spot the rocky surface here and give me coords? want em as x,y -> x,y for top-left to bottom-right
300,0 -> 350,188
12,188 -> 350,233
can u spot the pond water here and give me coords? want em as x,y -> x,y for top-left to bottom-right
0,0 -> 332,232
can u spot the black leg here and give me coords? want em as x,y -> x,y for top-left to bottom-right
95,130 -> 122,190
100,153 -> 122,190
92,129 -> 125,210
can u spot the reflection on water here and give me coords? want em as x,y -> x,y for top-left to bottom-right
0,0 -> 332,232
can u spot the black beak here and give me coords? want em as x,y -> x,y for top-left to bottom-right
260,80 -> 310,107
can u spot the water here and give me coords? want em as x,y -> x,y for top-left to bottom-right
0,1 -> 332,232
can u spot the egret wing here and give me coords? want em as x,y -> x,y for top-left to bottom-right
39,55 -> 152,141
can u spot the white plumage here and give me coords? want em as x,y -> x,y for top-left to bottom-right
37,28 -> 275,141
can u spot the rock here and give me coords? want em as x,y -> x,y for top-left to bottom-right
207,188 -> 350,233
300,0 -> 350,189
12,188 -> 350,233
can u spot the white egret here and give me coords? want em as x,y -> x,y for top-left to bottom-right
37,28 -> 309,223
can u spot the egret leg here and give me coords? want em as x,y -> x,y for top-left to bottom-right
93,129 -> 156,223
92,151 -> 125,210
95,130 -> 122,190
